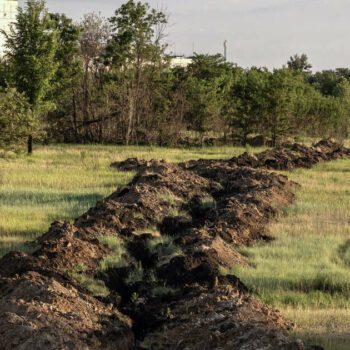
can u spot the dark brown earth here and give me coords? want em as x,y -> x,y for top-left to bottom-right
183,139 -> 350,172
1,140 -> 348,350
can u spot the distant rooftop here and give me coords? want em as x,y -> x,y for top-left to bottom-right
169,56 -> 193,69
0,0 -> 18,54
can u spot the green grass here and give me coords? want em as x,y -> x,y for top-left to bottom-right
68,264 -> 110,297
125,262 -> 144,285
0,143 -> 256,256
98,236 -> 127,271
147,235 -> 183,263
200,195 -> 217,209
233,158 -> 350,337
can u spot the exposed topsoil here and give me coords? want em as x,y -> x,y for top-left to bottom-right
0,140 -> 348,350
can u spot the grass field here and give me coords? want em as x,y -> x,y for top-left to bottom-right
0,144 -> 258,256
233,158 -> 350,346
1,143 -> 349,347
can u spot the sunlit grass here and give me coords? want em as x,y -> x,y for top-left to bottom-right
234,158 -> 350,337
0,143 -> 258,256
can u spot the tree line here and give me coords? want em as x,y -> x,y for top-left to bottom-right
1,0 -> 350,153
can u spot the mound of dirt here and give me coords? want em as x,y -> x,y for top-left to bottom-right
0,269 -> 133,350
232,139 -> 350,170
181,139 -> 350,172
0,141 -> 342,349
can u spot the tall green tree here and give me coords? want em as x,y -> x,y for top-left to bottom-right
184,54 -> 237,139
3,0 -> 58,153
47,13 -> 82,141
79,12 -> 111,142
308,69 -> 350,97
264,68 -> 303,146
105,0 -> 168,144
230,67 -> 269,144
287,53 -> 312,74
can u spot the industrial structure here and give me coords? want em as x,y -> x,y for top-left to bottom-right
0,0 -> 18,53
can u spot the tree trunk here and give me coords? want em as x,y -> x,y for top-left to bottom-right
83,64 -> 90,142
27,135 -> 33,154
126,92 -> 134,146
72,90 -> 79,142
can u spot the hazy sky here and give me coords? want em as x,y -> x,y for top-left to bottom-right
19,0 -> 350,71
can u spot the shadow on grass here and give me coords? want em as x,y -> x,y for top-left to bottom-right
247,274 -> 350,295
302,334 -> 350,350
0,192 -> 108,257
338,239 -> 350,267
0,229 -> 40,257
0,190 -> 105,207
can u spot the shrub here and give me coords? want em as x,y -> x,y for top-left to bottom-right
0,88 -> 38,152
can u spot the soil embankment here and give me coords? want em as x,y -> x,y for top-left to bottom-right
0,140 -> 348,350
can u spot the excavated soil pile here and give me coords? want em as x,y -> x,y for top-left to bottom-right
1,140 -> 347,350
182,139 -> 350,172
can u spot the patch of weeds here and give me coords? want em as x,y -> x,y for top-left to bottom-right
165,307 -> 174,319
218,265 -> 229,276
99,236 -> 127,271
99,236 -> 122,250
145,269 -> 157,283
167,207 -> 189,218
133,212 -> 145,220
158,191 -> 182,206
125,262 -> 144,285
80,276 -> 109,297
68,265 -> 109,297
133,227 -> 160,237
200,195 -> 217,209
147,235 -> 182,258
130,292 -> 139,303
74,263 -> 88,273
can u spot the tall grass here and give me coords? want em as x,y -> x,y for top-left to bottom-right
234,158 -> 350,336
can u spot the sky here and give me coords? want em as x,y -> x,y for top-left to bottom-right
19,0 -> 350,71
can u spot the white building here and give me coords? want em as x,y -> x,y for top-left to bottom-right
0,0 -> 18,53
170,56 -> 193,69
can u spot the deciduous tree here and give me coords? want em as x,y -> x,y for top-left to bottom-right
3,0 -> 58,153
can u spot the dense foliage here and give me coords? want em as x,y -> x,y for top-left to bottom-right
0,89 -> 37,152
1,0 -> 350,151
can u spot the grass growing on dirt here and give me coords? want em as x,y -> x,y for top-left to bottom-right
200,195 -> 217,209
233,158 -> 350,337
0,143 -> 261,257
98,236 -> 127,271
147,235 -> 183,261
125,262 -> 144,285
68,264 -> 110,297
